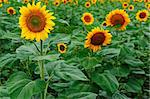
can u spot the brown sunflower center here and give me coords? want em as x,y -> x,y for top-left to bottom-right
84,15 -> 91,22
103,23 -> 107,26
111,14 -> 125,26
129,6 -> 133,9
124,4 -> 127,6
26,12 -> 46,33
86,4 -> 89,6
139,12 -> 146,18
60,45 -> 65,51
9,9 -> 14,14
91,33 -> 105,45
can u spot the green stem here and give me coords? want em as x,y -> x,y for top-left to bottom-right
39,40 -> 45,99
44,76 -> 52,99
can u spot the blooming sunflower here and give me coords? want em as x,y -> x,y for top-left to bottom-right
57,43 -> 67,53
84,27 -> 112,52
23,0 -> 29,4
102,21 -> 108,27
19,2 -> 56,42
144,0 -> 150,2
81,12 -> 94,25
53,0 -> 60,6
128,5 -> 134,11
85,1 -> 91,8
91,0 -> 97,4
122,2 -> 128,9
7,7 -> 16,15
0,3 -> 2,7
105,9 -> 131,30
136,10 -> 149,22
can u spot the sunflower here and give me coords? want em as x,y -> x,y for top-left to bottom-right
105,9 -> 131,30
23,0 -> 29,4
91,0 -> 97,4
136,10 -> 149,22
7,7 -> 16,15
122,2 -> 128,9
57,43 -> 67,53
19,2 -> 56,42
0,3 -> 2,7
81,12 -> 94,25
144,0 -> 150,2
53,0 -> 60,6
84,27 -> 112,52
128,5 -> 134,11
62,0 -> 67,4
102,21 -> 108,27
138,0 -> 143,2
85,1 -> 91,8
147,4 -> 150,11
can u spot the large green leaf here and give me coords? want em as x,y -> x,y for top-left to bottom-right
45,61 -> 88,81
92,71 -> 119,93
112,92 -> 129,99
0,86 -> 10,99
124,58 -> 144,67
7,72 -> 46,99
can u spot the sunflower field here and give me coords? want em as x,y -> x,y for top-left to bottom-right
0,0 -> 150,99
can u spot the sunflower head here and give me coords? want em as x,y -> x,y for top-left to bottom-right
128,5 -> 134,11
7,7 -> 16,15
91,0 -> 97,4
122,2 -> 128,9
84,27 -> 112,52
102,21 -> 108,27
106,9 -> 131,30
85,1 -> 91,8
136,10 -> 149,22
23,0 -> 29,4
19,2 -> 56,42
81,12 -> 94,25
144,0 -> 150,2
53,0 -> 60,6
57,43 -> 67,53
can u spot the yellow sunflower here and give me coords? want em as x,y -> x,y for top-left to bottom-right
136,10 -> 149,22
105,9 -> 131,30
23,0 -> 29,4
85,1 -> 91,8
19,2 -> 56,42
62,0 -> 67,4
128,5 -> 134,11
147,4 -> 150,11
122,2 -> 128,9
0,3 -> 2,7
7,7 -> 16,15
84,27 -> 112,52
138,0 -> 143,2
57,43 -> 67,53
101,21 -> 108,27
144,0 -> 150,2
91,0 -> 97,4
53,0 -> 60,6
81,12 -> 94,25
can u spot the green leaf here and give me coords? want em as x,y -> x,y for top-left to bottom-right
112,92 -> 129,99
57,19 -> 70,26
124,78 -> 144,93
110,66 -> 130,77
45,61 -> 88,81
7,72 -> 46,99
124,58 -> 144,67
0,86 -> 10,99
92,71 -> 119,93
0,54 -> 17,68
81,57 -> 99,69
59,92 -> 97,99
32,54 -> 60,61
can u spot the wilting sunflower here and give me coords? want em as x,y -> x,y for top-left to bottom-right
53,0 -> 60,6
81,12 -> 94,25
122,2 -> 128,9
105,9 -> 131,30
85,1 -> 91,8
136,10 -> 149,22
19,2 -> 56,42
84,27 -> 112,52
128,5 -> 134,11
57,43 -> 67,53
7,7 -> 16,15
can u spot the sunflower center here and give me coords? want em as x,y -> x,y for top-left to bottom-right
91,33 -> 105,45
103,23 -> 107,26
60,45 -> 65,51
124,4 -> 127,6
84,15 -> 91,22
111,14 -> 125,26
26,12 -> 46,33
86,4 -> 89,6
139,12 -> 146,18
9,9 -> 14,14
